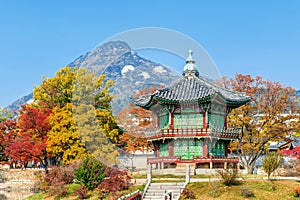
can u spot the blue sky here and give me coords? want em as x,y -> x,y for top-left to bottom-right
0,0 -> 299,107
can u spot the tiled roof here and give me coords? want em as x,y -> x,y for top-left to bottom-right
135,75 -> 250,108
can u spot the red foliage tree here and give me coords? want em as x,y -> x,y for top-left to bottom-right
4,104 -> 52,172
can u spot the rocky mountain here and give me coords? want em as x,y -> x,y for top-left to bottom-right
5,93 -> 33,113
6,41 -> 180,114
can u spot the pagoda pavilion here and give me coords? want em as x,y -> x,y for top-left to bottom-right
135,50 -> 250,170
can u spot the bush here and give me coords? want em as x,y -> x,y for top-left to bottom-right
33,162 -> 78,194
293,187 -> 300,197
75,156 -> 106,190
48,185 -> 68,199
44,162 -> 78,187
74,185 -> 89,199
42,162 -> 78,199
262,152 -> 283,179
181,188 -> 196,199
97,167 -> 131,193
217,169 -> 240,186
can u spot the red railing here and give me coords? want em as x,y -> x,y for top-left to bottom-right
146,127 -> 240,140
118,190 -> 141,200
147,156 -> 238,164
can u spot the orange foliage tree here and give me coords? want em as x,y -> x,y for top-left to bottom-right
225,74 -> 299,174
117,86 -> 161,169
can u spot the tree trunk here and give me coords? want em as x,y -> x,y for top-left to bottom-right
245,164 -> 255,174
42,157 -> 49,174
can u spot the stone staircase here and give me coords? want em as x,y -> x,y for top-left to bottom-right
143,182 -> 185,200
175,163 -> 195,176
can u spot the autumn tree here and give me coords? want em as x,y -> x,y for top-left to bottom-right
117,86 -> 160,169
47,103 -> 88,164
72,68 -> 119,166
34,67 -> 77,109
4,104 -> 52,172
227,74 -> 299,174
34,66 -> 120,164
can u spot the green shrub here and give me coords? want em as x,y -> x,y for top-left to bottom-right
262,152 -> 283,179
75,156 -> 106,190
217,169 -> 240,186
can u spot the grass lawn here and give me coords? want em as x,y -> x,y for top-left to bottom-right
181,180 -> 300,200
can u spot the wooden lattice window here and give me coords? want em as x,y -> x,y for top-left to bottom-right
173,114 -> 203,129
208,114 -> 225,129
159,142 -> 169,157
174,139 -> 204,159
208,140 -> 225,156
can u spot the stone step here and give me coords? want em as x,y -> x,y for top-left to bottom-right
146,191 -> 181,195
148,185 -> 184,189
144,195 -> 180,200
143,182 -> 185,200
150,182 -> 185,185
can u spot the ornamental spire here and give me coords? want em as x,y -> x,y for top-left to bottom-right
186,49 -> 195,64
183,49 -> 199,77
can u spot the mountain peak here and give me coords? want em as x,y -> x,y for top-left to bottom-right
70,41 -> 134,72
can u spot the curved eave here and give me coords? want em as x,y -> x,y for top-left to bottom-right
141,94 -> 250,108
154,95 -> 212,105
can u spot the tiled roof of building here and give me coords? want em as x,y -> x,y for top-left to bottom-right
135,75 -> 250,108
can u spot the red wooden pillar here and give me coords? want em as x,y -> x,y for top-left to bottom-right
224,116 -> 227,130
155,143 -> 159,158
225,142 -> 229,157
169,140 -> 174,157
204,111 -> 208,128
170,113 -> 174,129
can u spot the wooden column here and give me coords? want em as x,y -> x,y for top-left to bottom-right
225,142 -> 229,157
224,162 -> 227,169
155,143 -> 159,158
169,139 -> 174,157
210,162 -> 213,169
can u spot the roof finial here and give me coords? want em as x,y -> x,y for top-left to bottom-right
183,49 -> 199,77
186,49 -> 195,63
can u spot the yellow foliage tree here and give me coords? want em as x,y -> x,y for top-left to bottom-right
34,66 -> 120,164
47,103 -> 88,164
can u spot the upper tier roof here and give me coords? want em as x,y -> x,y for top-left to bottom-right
135,50 -> 250,109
